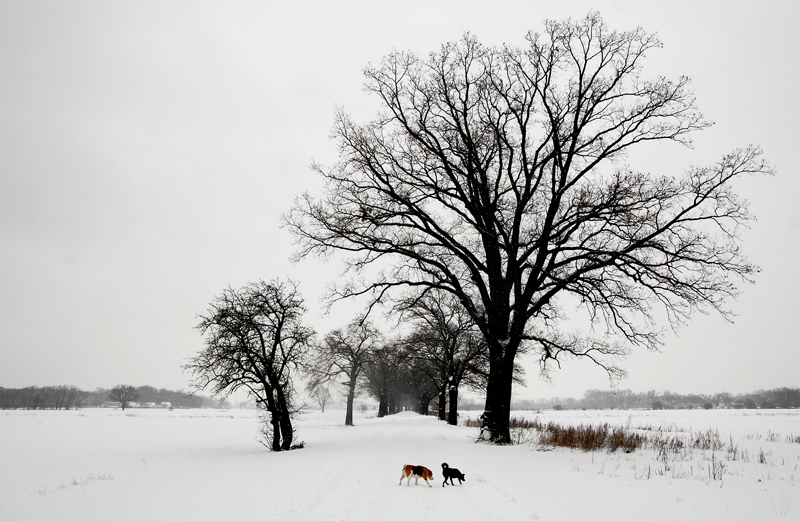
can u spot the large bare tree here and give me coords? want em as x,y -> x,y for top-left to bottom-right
285,13 -> 772,443
187,279 -> 314,451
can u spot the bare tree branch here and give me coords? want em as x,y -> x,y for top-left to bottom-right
284,13 -> 772,443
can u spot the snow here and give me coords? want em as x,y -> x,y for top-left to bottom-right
1,408 -> 798,520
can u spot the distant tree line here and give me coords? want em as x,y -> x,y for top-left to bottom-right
511,387 -> 800,411
0,385 -> 88,410
0,385 -> 218,410
114,385 -> 217,409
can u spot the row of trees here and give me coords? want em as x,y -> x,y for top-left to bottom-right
127,385 -> 218,409
187,281 -> 495,450
0,385 -> 218,410
306,290 -> 490,426
512,387 -> 800,410
191,12 -> 771,447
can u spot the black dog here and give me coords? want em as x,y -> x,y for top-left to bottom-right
441,462 -> 466,486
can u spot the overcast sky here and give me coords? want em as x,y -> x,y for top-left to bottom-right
1,0 -> 798,400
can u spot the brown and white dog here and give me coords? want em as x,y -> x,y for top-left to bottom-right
399,464 -> 434,487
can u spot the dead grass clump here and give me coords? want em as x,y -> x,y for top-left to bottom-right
607,426 -> 646,453
538,422 -> 645,453
690,429 -> 724,451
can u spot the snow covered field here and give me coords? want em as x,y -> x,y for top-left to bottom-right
1,407 -> 798,520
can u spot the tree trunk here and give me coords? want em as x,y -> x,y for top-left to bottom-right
278,406 -> 293,450
377,392 -> 388,417
481,356 -> 513,444
279,415 -> 293,450
263,388 -> 283,451
274,385 -> 294,450
447,383 -> 459,426
418,396 -> 432,415
269,410 -> 282,451
345,377 -> 357,426
437,385 -> 447,420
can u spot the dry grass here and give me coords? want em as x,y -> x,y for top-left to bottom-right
537,422 -> 645,452
466,416 -> 646,452
464,416 -> 752,457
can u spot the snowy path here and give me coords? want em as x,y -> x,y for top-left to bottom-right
279,412 -> 538,521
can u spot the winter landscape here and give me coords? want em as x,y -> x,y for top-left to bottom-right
2,407 -> 798,520
2,2 -> 799,520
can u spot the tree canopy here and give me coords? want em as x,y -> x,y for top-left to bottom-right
187,279 -> 314,450
286,13 -> 772,443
